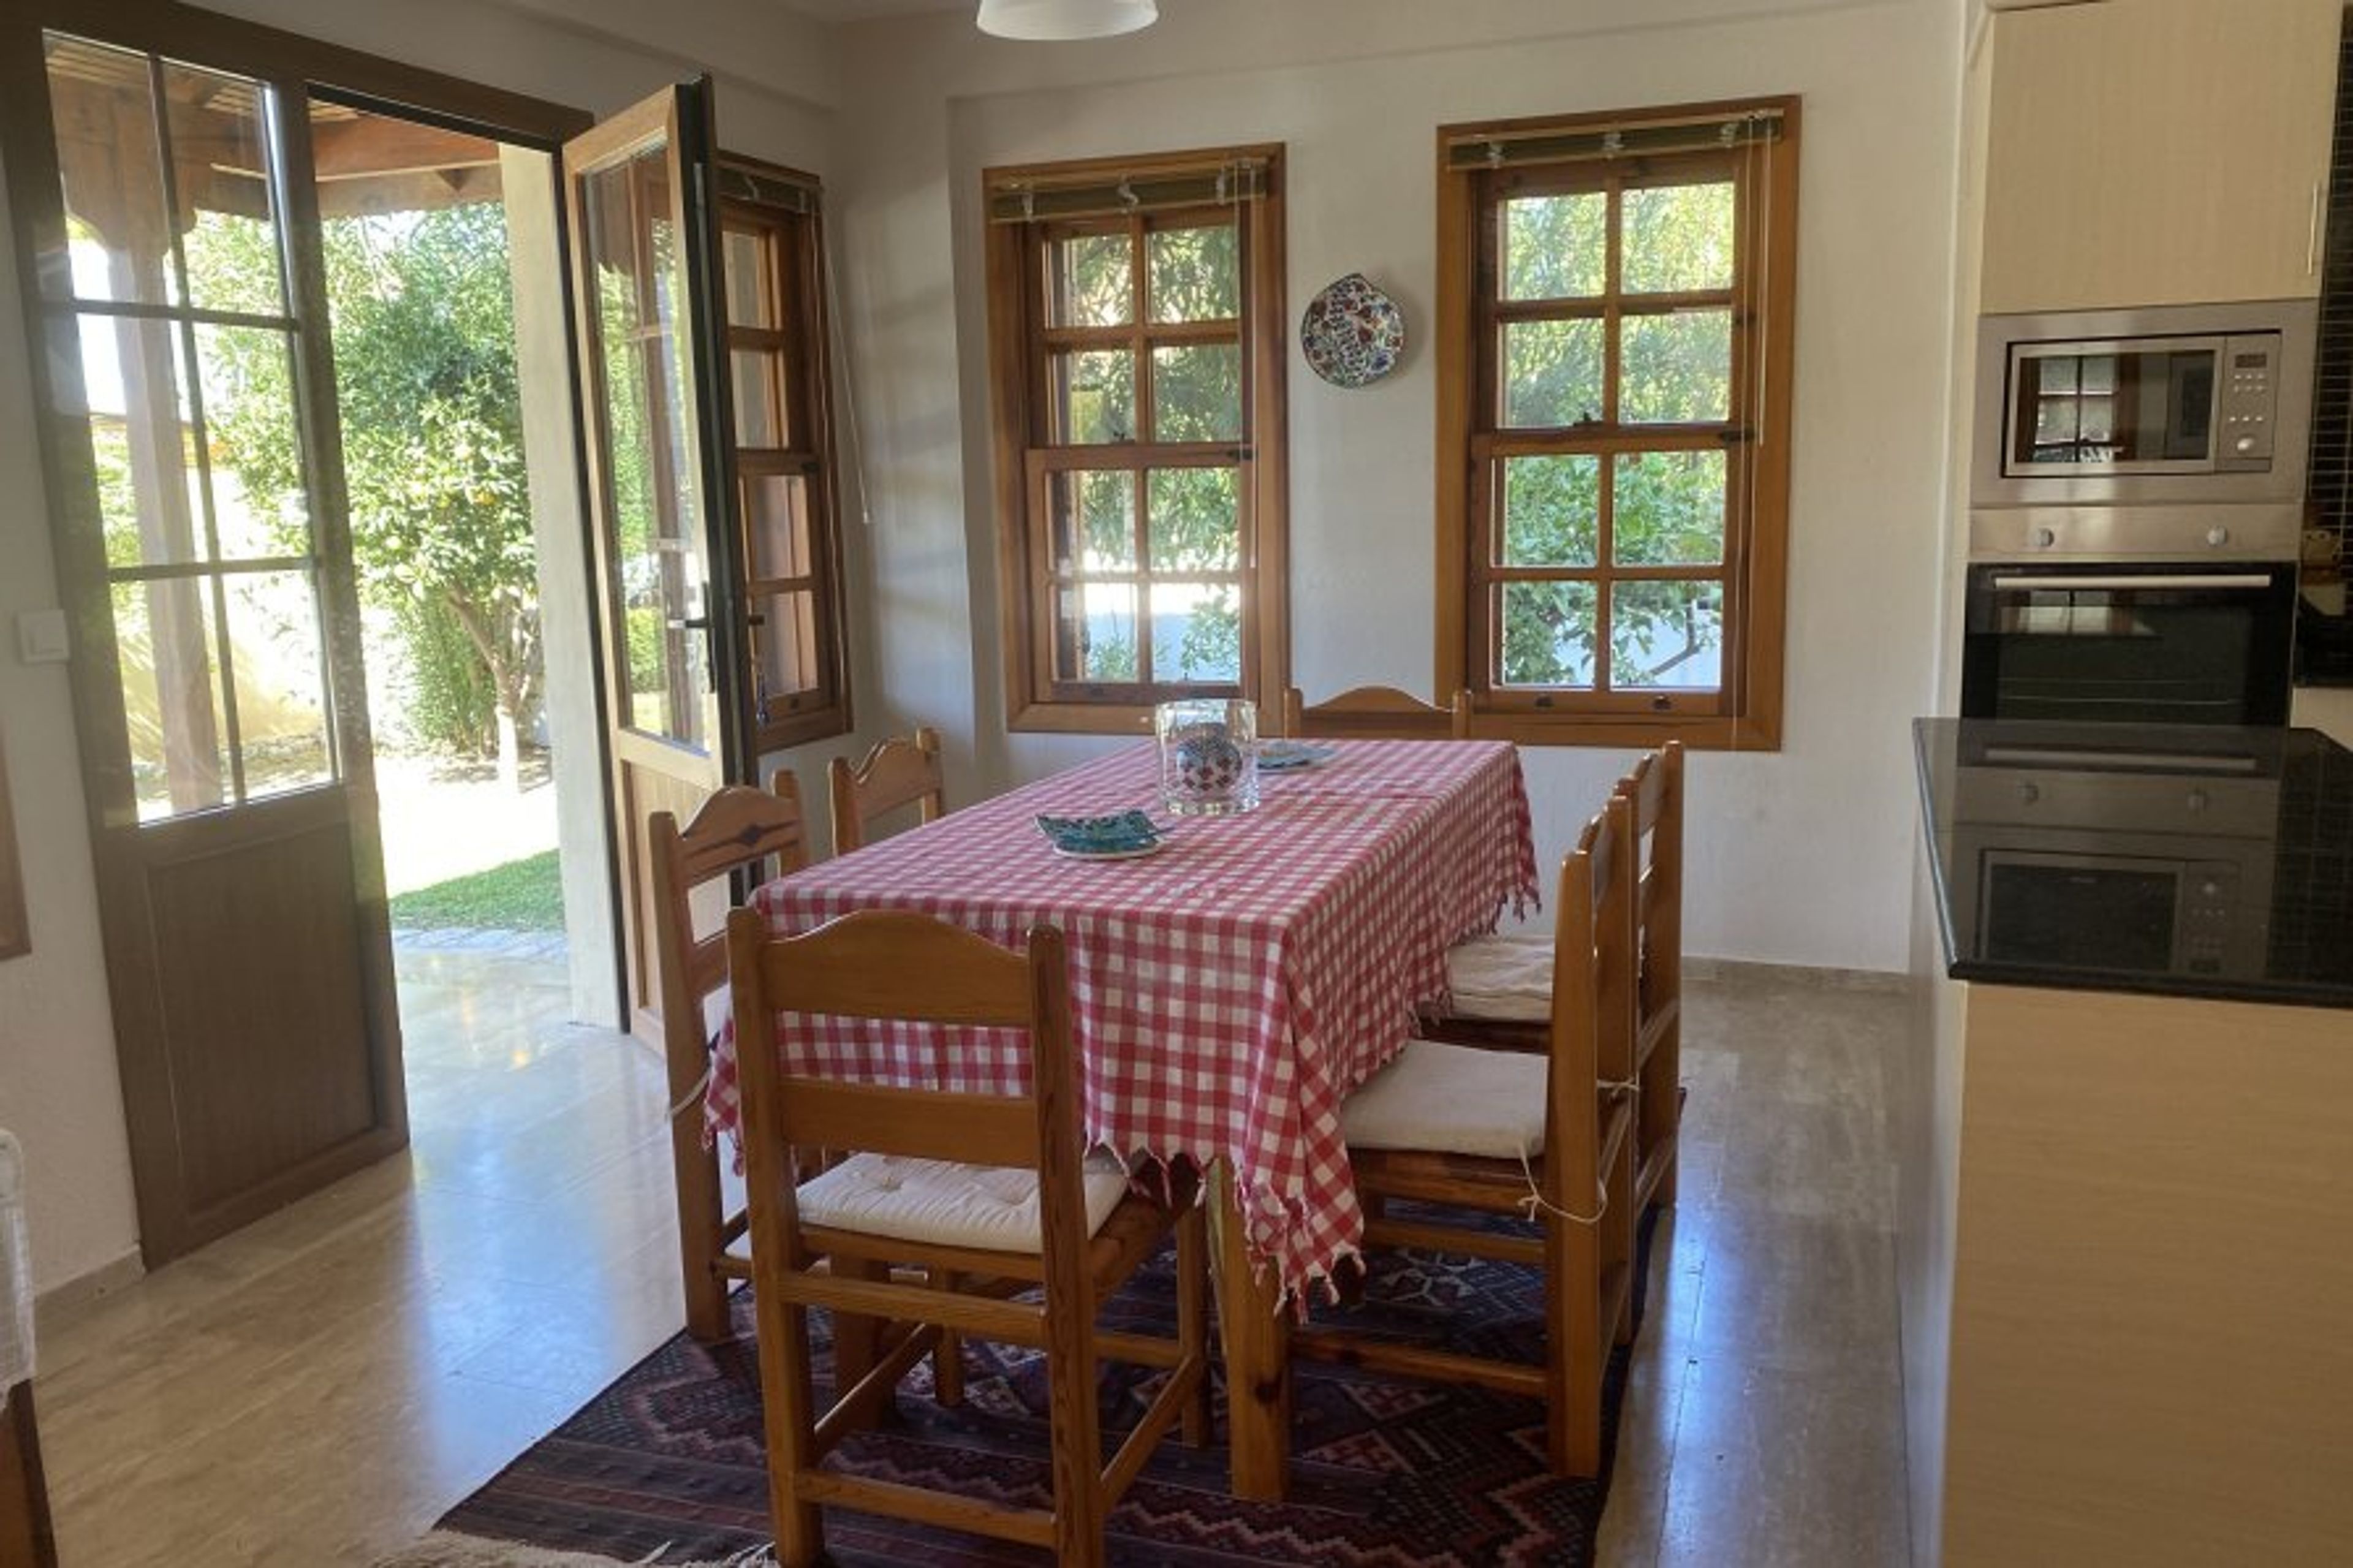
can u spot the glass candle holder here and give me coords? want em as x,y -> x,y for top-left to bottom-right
1156,698 -> 1259,817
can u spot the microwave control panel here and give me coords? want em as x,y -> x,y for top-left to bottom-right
2217,334 -> 2280,471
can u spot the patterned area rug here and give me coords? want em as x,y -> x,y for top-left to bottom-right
433,1216 -> 1649,1566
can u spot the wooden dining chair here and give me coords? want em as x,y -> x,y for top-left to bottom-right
1283,684 -> 1474,740
827,724 -> 945,854
649,771 -> 813,1344
728,908 -> 1213,1568
1620,743 -> 1686,1210
1295,797 -> 1640,1478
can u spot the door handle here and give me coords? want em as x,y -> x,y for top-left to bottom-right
666,616 -> 711,632
1988,574 -> 2272,591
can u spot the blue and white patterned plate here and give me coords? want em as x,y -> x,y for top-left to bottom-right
1035,810 -> 1162,856
1301,272 -> 1405,388
1257,742 -> 1338,772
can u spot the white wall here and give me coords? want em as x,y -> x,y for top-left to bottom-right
0,0 -> 838,1298
832,0 -> 1963,971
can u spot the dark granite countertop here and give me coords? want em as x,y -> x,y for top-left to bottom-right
1915,719 -> 2353,1009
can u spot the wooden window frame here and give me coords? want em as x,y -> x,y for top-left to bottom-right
1436,99 -> 1799,751
984,143 -> 1289,735
719,156 -> 852,752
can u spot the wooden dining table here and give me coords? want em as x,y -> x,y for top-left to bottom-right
705,737 -> 1539,1500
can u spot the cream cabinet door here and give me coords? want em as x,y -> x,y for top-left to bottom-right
1981,0 -> 2341,312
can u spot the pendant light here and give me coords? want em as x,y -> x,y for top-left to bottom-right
976,0 -> 1158,41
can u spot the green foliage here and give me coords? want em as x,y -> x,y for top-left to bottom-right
186,200 -> 540,756
398,594 -> 501,753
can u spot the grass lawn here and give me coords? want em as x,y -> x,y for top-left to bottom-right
388,848 -> 563,931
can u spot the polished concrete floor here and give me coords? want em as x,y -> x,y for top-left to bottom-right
34,956 -> 1910,1566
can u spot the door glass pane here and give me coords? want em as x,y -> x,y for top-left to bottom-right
723,228 -> 772,328
1623,181 -> 1735,294
1148,223 -> 1237,322
1146,467 -> 1239,570
225,569 -> 333,798
1050,470 -> 1136,572
1502,192 -> 1606,300
1499,454 -> 1599,567
72,314 -> 207,568
192,323 -> 309,558
752,590 -> 820,707
1151,343 -> 1240,442
731,348 -> 781,447
44,36 -> 175,305
1051,349 -> 1135,444
1056,584 -> 1138,682
1621,309 -> 1731,423
1613,450 -> 1726,566
1047,230 -> 1131,327
1502,317 -> 1604,427
581,144 -> 708,748
1152,581 -> 1241,683
1498,580 -> 1597,687
112,578 -> 231,819
1610,580 -> 1723,689
745,473 -> 813,581
162,62 -> 286,317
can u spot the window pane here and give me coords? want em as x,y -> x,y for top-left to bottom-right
732,347 -> 781,447
745,473 -> 812,581
44,35 -> 173,306
1152,581 -> 1241,683
1610,580 -> 1723,689
1502,317 -> 1604,427
1050,470 -> 1137,572
1621,309 -> 1730,423
193,323 -> 309,559
1147,467 -> 1240,570
1502,192 -> 1606,301
227,569 -> 333,799
112,577 -> 231,820
164,62 -> 286,317
72,314 -> 206,569
1056,583 -> 1139,682
1499,454 -> 1599,567
1151,343 -> 1240,442
1048,230 -> 1131,328
1613,450 -> 1726,566
1498,580 -> 1597,688
1622,181 -> 1735,294
1051,349 -> 1135,443
1148,222 -> 1237,322
753,589 -> 821,708
723,229 -> 772,328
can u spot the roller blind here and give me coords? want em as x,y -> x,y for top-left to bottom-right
1443,105 -> 1786,173
985,155 -> 1271,224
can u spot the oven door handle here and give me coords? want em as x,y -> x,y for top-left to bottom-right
1987,574 -> 2277,592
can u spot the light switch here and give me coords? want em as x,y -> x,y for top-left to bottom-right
15,608 -> 69,665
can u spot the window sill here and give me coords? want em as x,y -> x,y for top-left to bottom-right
1463,708 -> 1781,752
1006,700 -> 1161,738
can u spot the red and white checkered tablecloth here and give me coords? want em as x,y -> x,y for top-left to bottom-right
704,739 -> 1539,1300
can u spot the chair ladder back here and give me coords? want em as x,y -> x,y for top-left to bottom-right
652,770 -> 813,1343
830,725 -> 945,853
1285,684 -> 1474,740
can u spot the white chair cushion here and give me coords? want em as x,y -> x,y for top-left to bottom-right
795,1149 -> 1131,1254
1341,1039 -> 1550,1161
1444,932 -> 1555,1021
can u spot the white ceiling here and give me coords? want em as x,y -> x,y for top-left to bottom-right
773,0 -> 970,19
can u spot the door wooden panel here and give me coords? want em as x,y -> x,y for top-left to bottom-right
564,81 -> 749,1042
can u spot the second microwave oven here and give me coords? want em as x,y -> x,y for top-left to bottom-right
1972,299 -> 2316,510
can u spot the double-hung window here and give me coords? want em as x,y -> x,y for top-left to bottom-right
983,146 -> 1288,732
1437,100 -> 1800,749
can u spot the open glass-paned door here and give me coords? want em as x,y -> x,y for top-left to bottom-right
563,81 -> 750,1041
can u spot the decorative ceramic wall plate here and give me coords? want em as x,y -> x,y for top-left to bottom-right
1301,272 -> 1405,388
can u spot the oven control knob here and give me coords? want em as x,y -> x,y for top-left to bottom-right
2186,789 -> 2210,813
2206,526 -> 2230,547
2201,881 -> 2222,898
2032,526 -> 2058,549
2234,434 -> 2258,455
2015,782 -> 2040,805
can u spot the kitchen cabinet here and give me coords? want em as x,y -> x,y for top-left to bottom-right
1980,0 -> 2341,313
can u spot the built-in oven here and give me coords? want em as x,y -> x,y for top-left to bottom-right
1946,727 -> 2283,980
1960,561 -> 2298,726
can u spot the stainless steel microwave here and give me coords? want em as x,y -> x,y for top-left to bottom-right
1972,300 -> 2316,510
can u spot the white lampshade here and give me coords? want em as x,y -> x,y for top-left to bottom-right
976,0 -> 1158,41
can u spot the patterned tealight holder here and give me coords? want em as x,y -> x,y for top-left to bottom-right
1156,698 -> 1259,817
